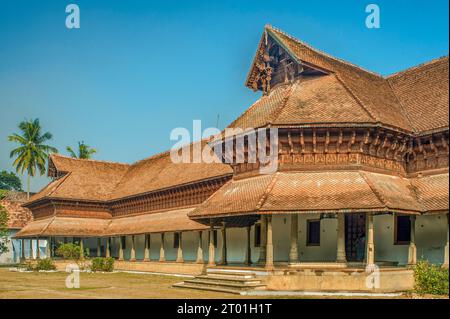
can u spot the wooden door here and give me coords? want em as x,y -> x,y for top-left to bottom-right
345,213 -> 366,261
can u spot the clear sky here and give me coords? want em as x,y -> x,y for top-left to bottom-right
0,0 -> 448,192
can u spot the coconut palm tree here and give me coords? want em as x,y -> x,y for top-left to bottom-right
66,141 -> 97,159
8,119 -> 58,199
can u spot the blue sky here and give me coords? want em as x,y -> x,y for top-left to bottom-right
0,0 -> 448,192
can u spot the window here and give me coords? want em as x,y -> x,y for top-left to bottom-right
254,224 -> 262,247
395,215 -> 411,245
121,236 -> 126,249
173,233 -> 180,249
307,219 -> 321,246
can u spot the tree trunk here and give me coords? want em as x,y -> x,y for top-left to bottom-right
27,174 -> 30,199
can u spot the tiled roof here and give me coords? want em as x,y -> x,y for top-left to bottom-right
0,191 -> 32,229
15,207 -> 208,238
410,172 -> 449,212
106,208 -> 208,236
387,56 -> 449,133
272,75 -> 374,126
14,216 -> 111,238
26,143 -> 232,204
189,171 -> 434,218
239,25 -> 449,134
27,154 -> 130,203
110,143 -> 232,199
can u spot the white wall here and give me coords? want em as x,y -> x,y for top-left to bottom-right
375,213 -> 448,265
87,212 -> 449,266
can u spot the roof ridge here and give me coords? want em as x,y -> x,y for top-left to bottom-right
268,81 -> 298,125
131,149 -> 171,166
333,74 -> 379,123
46,173 -> 71,199
39,215 -> 56,237
226,87 -> 283,129
386,55 -> 449,79
130,138 -> 215,166
51,153 -> 129,166
255,173 -> 278,211
266,25 -> 384,78
386,78 -> 417,133
358,171 -> 387,209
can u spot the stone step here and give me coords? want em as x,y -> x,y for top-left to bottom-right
173,282 -> 243,295
195,275 -> 262,284
184,279 -> 265,289
205,270 -> 256,278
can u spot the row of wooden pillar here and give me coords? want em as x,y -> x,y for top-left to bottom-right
287,213 -> 449,268
18,213 -> 449,268
114,232 -> 204,263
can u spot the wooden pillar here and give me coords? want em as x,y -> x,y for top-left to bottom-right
79,238 -> 84,260
46,237 -> 51,259
21,239 -> 25,261
176,232 -> 184,263
259,215 -> 267,263
220,223 -> 227,265
159,233 -> 165,262
337,213 -> 347,263
265,215 -> 274,270
289,215 -> 299,264
29,239 -> 33,259
36,238 -> 40,260
144,234 -> 150,262
208,225 -> 216,267
444,213 -> 449,269
408,215 -> 417,266
97,238 -> 101,257
105,238 -> 111,258
245,226 -> 251,265
130,235 -> 136,261
118,236 -> 124,261
366,213 -> 375,266
196,231 -> 204,263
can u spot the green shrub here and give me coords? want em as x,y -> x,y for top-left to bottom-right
55,243 -> 82,260
91,257 -> 114,272
414,260 -> 449,295
35,258 -> 56,271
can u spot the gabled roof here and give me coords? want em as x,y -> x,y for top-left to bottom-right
27,154 -> 130,203
26,142 -> 233,205
387,56 -> 449,134
110,144 -> 232,199
240,25 -> 449,134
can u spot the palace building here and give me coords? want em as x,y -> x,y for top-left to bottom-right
15,25 -> 449,293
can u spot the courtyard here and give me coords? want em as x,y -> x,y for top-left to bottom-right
0,268 -> 447,299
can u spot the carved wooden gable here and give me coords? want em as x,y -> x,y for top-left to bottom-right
246,29 -> 328,94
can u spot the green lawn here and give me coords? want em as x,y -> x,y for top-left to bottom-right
0,268 -> 446,299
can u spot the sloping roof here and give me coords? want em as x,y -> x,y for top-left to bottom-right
14,216 -> 111,238
15,207 -> 208,238
106,208 -> 208,236
189,171 -> 427,218
110,144 -> 232,199
240,25 -> 449,133
410,172 -> 449,212
0,191 -> 32,229
26,145 -> 233,204
387,56 -> 449,134
27,154 -> 130,203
